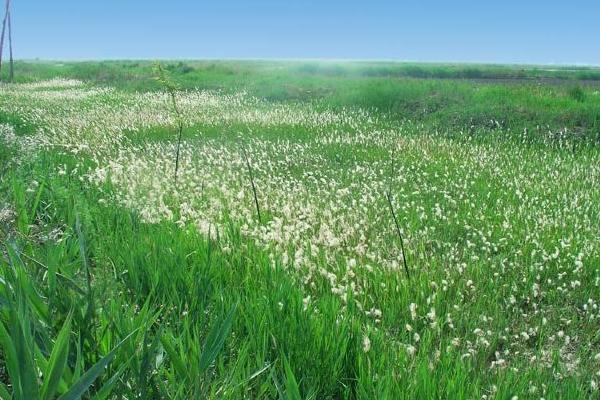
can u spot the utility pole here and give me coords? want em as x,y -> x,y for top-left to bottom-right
0,0 -> 12,82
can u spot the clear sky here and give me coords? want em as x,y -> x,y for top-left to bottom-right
7,0 -> 600,64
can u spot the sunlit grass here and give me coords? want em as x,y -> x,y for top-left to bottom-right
0,64 -> 599,398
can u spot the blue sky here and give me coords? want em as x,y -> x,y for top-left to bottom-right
8,0 -> 600,64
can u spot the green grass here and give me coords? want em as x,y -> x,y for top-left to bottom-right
8,60 -> 600,135
1,61 -> 599,399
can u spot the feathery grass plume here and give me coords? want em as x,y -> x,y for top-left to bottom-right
154,62 -> 184,182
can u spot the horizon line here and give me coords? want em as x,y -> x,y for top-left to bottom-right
12,57 -> 600,68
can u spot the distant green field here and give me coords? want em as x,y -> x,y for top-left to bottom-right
10,60 -> 600,140
1,62 -> 599,399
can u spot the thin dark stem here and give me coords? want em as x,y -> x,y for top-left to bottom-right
241,144 -> 262,224
169,92 -> 184,182
385,191 -> 410,280
154,63 -> 183,182
174,125 -> 182,179
174,119 -> 183,181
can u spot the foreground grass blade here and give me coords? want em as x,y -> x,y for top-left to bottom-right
6,241 -> 49,320
0,384 -> 11,400
159,334 -> 188,379
198,303 -> 237,373
57,330 -> 137,400
91,361 -> 130,400
0,322 -> 21,399
28,179 -> 45,226
283,357 -> 302,400
15,307 -> 39,400
41,312 -> 72,400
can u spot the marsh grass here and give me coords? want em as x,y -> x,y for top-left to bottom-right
7,60 -> 600,137
0,63 -> 599,399
568,85 -> 586,103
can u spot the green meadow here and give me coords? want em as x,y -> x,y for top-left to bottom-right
0,61 -> 599,399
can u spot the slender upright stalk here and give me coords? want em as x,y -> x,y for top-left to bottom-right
154,63 -> 184,182
240,144 -> 262,224
385,191 -> 410,280
169,91 -> 184,181
0,0 -> 10,79
7,8 -> 12,82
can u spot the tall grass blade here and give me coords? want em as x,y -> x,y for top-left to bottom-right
40,312 -> 72,400
160,334 -> 188,379
91,360 -> 129,400
75,213 -> 95,325
198,303 -> 237,373
57,330 -> 137,400
7,244 -> 49,319
0,384 -> 11,400
28,180 -> 45,226
14,306 -> 39,400
283,357 -> 302,400
138,330 -> 161,399
0,321 -> 21,399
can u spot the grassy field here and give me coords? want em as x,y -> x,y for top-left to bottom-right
0,61 -> 599,399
